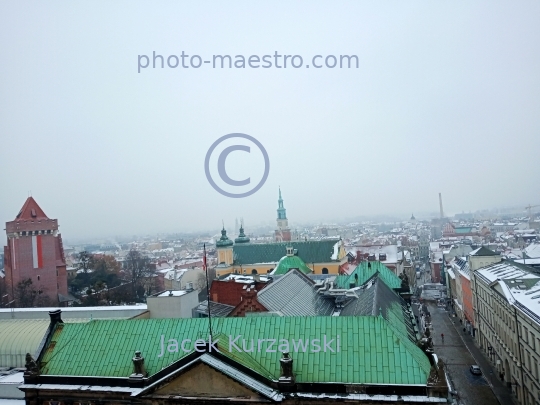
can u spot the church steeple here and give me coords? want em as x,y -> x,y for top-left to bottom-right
277,187 -> 287,220
275,188 -> 291,242
234,222 -> 250,244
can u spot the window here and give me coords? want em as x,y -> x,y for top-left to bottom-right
322,268 -> 329,274
251,269 -> 258,275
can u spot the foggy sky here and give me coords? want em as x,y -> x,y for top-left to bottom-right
1,1 -> 539,240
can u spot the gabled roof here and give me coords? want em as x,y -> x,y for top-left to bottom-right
257,269 -> 334,316
335,261 -> 402,290
272,254 -> 312,275
15,197 -> 48,220
469,246 -> 498,256
340,277 -> 418,343
233,240 -> 340,265
40,316 -> 431,385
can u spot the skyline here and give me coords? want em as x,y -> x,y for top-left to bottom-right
1,1 -> 539,239
2,191 -> 536,244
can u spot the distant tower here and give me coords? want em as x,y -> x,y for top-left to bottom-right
3,197 -> 68,306
275,188 -> 291,242
439,193 -> 445,219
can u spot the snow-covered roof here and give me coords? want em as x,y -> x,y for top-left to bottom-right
156,290 -> 189,297
525,243 -> 540,259
476,261 -> 540,322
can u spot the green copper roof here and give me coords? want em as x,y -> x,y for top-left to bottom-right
335,261 -> 402,290
234,225 -> 250,244
272,255 -> 312,275
40,316 -> 431,385
216,228 -> 233,247
233,240 -> 341,265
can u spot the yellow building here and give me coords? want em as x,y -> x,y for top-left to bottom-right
215,226 -> 346,277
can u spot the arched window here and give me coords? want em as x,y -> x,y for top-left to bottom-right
322,268 -> 329,274
251,269 -> 258,275
267,268 -> 273,274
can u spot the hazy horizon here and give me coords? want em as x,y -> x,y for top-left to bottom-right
1,1 -> 539,241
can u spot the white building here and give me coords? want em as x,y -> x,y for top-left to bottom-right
473,260 -> 540,405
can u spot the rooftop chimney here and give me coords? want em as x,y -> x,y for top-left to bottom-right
49,309 -> 63,325
278,352 -> 296,391
129,351 -> 148,382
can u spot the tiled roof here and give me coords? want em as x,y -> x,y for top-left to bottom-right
340,278 -> 418,343
272,255 -> 312,275
469,246 -> 498,256
257,269 -> 334,316
233,240 -> 340,265
335,261 -> 402,290
40,316 -> 431,385
209,280 -> 267,306
14,197 -> 48,220
192,300 -> 235,318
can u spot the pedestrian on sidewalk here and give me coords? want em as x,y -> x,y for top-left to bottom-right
441,333 -> 444,343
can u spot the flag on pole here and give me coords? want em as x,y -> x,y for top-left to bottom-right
203,244 -> 207,272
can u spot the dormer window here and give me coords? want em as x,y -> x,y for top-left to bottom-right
286,247 -> 294,256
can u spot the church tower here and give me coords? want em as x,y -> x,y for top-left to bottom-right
275,188 -> 291,242
3,197 -> 68,306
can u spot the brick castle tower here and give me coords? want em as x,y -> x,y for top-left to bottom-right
3,197 -> 68,306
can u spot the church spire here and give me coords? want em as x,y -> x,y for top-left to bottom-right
277,188 -> 287,220
275,188 -> 291,242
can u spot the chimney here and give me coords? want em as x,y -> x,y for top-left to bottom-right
49,309 -> 63,326
278,352 -> 296,391
129,351 -> 148,383
439,193 -> 444,219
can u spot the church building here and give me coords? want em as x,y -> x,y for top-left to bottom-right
215,189 -> 346,277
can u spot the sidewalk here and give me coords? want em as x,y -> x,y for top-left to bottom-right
447,314 -> 517,405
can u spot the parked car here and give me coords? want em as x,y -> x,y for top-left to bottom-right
470,365 -> 482,375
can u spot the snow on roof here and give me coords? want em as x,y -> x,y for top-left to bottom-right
222,274 -> 270,283
0,305 -> 147,314
156,290 -> 189,297
331,240 -> 341,260
0,372 -> 24,384
525,243 -> 540,259
477,261 -> 540,319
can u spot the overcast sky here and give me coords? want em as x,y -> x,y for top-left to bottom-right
1,1 -> 539,240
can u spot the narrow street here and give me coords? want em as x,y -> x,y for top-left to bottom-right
426,302 -> 515,405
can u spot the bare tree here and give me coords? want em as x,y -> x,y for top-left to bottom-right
124,249 -> 156,301
195,272 -> 207,291
15,278 -> 38,307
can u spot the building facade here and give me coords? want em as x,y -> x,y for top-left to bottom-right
3,197 -> 68,306
473,260 -> 540,405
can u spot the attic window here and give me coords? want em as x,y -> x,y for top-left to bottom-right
31,209 -> 36,217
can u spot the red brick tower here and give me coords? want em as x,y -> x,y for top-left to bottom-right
3,197 -> 68,306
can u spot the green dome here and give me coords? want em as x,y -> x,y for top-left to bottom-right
273,253 -> 312,275
216,227 -> 233,247
234,225 -> 250,244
